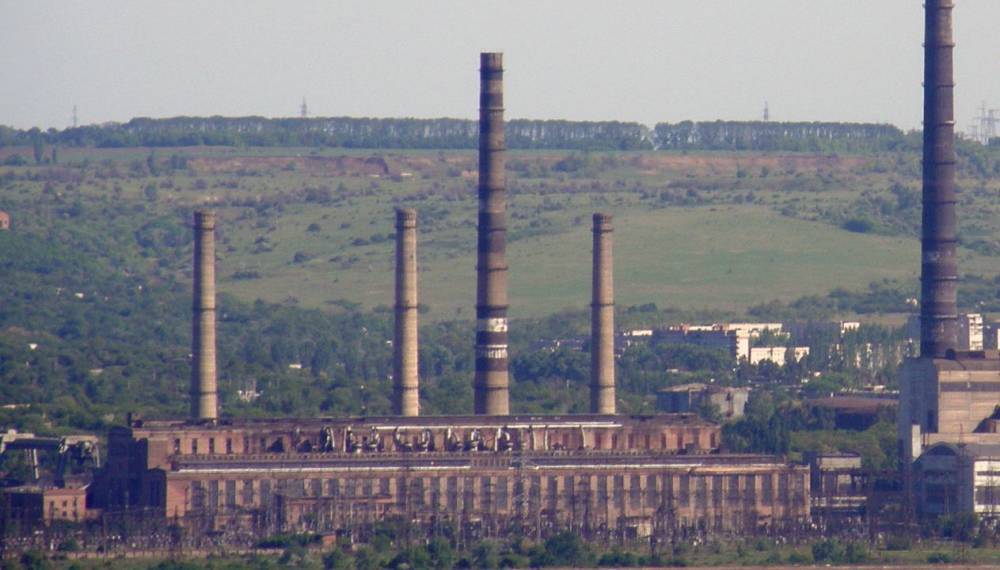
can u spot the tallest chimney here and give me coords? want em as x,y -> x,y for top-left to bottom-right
191,211 -> 218,421
474,52 -> 510,415
920,0 -> 958,358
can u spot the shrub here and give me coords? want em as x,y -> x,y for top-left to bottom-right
323,548 -> 353,570
256,532 -> 320,549
598,548 -> 639,567
787,551 -> 812,564
842,217 -> 875,233
885,534 -> 912,551
811,539 -> 843,562
232,270 -> 261,280
927,551 -> 954,564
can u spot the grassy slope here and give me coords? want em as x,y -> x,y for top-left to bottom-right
3,146 -> 998,321
222,203 -> 1000,319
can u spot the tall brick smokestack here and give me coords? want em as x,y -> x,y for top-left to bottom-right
920,0 -> 958,358
591,213 -> 616,414
394,208 -> 420,416
474,52 -> 510,415
191,211 -> 218,421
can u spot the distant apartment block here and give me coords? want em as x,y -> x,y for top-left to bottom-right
655,322 -> 808,367
909,313 -> 989,352
986,323 -> 1000,351
654,322 -> 782,362
615,329 -> 653,353
749,346 -> 810,366
960,313 -> 985,351
785,320 -> 860,341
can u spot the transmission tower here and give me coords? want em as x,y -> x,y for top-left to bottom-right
72,105 -> 78,128
973,101 -> 998,144
763,101 -> 770,122
300,97 -> 309,118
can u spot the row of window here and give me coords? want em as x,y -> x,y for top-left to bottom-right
187,472 -> 805,513
171,429 -> 719,456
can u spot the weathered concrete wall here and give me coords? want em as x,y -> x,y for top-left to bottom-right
591,213 -> 615,414
393,208 -> 420,417
191,211 -> 218,422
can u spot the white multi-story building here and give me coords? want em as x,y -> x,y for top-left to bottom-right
960,313 -> 985,351
656,322 -> 784,362
748,346 -> 810,366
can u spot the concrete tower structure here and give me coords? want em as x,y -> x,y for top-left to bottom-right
393,208 -> 420,417
591,213 -> 616,414
474,52 -> 510,415
898,1 -> 1000,475
191,211 -> 218,422
920,0 -> 959,359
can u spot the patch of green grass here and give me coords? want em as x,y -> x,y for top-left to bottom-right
221,203 -> 1000,320
4,146 -> 999,321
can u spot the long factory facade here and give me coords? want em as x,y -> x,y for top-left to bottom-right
95,53 -> 810,539
103,415 -> 808,537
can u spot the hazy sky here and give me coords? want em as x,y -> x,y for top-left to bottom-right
1,1 -> 998,132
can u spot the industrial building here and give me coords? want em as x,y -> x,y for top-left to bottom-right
914,443 -> 1000,517
656,384 -> 750,419
805,452 -> 867,524
103,414 -> 812,537
898,0 -> 1000,519
89,53 -> 810,541
2,485 -> 92,526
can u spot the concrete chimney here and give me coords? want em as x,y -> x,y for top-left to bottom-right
474,52 -> 510,415
591,213 -> 616,414
393,208 -> 420,416
920,0 -> 958,358
191,211 -> 218,421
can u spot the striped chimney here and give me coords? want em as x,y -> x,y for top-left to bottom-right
474,52 -> 510,415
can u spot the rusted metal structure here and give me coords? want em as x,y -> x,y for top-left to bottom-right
393,208 -> 420,417
591,213 -> 616,414
920,0 -> 958,358
191,211 -> 218,422
474,52 -> 510,415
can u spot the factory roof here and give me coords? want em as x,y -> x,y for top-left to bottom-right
120,412 -> 714,434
